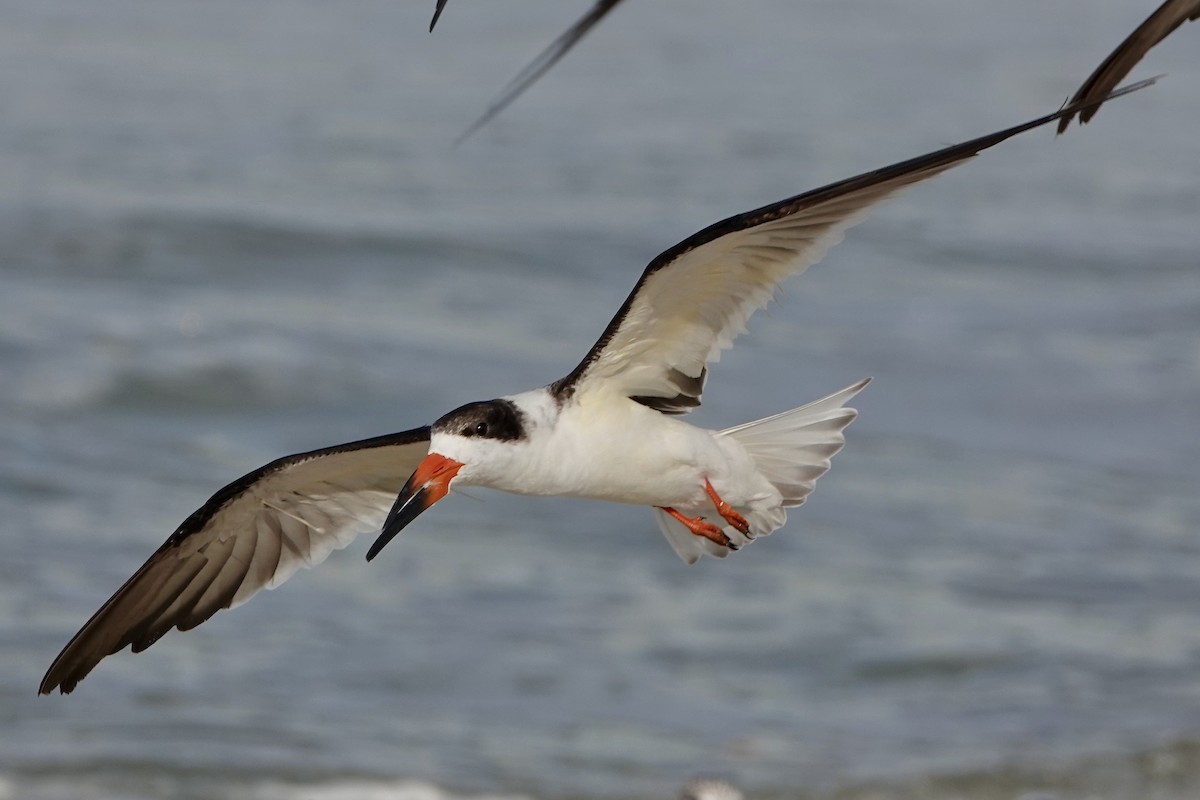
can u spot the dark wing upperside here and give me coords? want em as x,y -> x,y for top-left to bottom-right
457,0 -> 625,141
551,80 -> 1158,414
430,0 -> 449,31
1057,0 -> 1199,132
39,427 -> 430,695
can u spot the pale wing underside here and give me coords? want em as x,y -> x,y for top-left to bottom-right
40,428 -> 430,695
552,83 -> 1156,413
1057,0 -> 1198,132
560,168 -> 957,413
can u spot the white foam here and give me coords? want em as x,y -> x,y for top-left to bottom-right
249,778 -> 531,800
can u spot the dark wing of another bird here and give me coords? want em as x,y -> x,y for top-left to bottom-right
1057,0 -> 1199,132
430,0 -> 449,32
458,0 -> 625,140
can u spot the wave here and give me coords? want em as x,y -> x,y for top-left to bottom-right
0,206 -> 457,280
0,204 -> 620,285
249,778 -> 532,800
5,738 -> 1200,800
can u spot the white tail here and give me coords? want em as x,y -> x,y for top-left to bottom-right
654,378 -> 869,563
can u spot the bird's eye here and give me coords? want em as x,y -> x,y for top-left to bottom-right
473,421 -> 489,436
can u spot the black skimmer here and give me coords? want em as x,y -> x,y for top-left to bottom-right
432,0 -> 625,140
1057,0 -> 1197,132
38,80 -> 1154,696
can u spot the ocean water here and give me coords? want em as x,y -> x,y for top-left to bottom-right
4,1 -> 1200,798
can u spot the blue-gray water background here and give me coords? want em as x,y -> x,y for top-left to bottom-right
5,1 -> 1200,798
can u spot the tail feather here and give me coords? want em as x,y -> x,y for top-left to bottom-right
722,378 -> 868,509
654,378 -> 869,564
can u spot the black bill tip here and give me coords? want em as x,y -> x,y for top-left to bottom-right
367,481 -> 430,562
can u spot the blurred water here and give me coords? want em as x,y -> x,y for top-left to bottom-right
4,1 -> 1200,798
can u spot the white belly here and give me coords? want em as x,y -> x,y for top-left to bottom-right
496,397 -> 760,509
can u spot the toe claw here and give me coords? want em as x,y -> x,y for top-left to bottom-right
704,479 -> 750,535
659,506 -> 735,550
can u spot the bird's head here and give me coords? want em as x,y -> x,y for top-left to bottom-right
366,398 -> 528,560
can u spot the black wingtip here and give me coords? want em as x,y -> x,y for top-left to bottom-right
455,0 -> 625,143
430,0 -> 448,32
39,664 -> 80,696
1056,73 -> 1165,135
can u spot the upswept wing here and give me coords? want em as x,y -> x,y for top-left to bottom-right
1057,0 -> 1198,133
552,80 -> 1156,414
40,427 -> 430,695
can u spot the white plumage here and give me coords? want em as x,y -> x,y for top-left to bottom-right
40,81 -> 1154,694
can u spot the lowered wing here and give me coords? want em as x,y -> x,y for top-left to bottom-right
40,427 -> 430,694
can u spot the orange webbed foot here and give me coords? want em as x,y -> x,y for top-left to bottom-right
704,479 -> 750,536
658,506 -> 738,550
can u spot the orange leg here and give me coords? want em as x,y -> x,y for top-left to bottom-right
704,479 -> 750,535
657,506 -> 737,550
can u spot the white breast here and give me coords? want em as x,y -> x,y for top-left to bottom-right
504,391 -> 753,507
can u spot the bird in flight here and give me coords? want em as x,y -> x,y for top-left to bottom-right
430,0 -> 626,140
1057,0 -> 1197,132
39,80 -> 1154,695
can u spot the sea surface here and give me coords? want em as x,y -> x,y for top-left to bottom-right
4,1 -> 1200,798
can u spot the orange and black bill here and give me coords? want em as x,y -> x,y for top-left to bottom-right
367,453 -> 462,561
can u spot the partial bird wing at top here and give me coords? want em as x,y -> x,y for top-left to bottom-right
457,0 -> 625,141
430,0 -> 449,32
552,80 -> 1158,414
1057,0 -> 1198,133
40,427 -> 430,695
